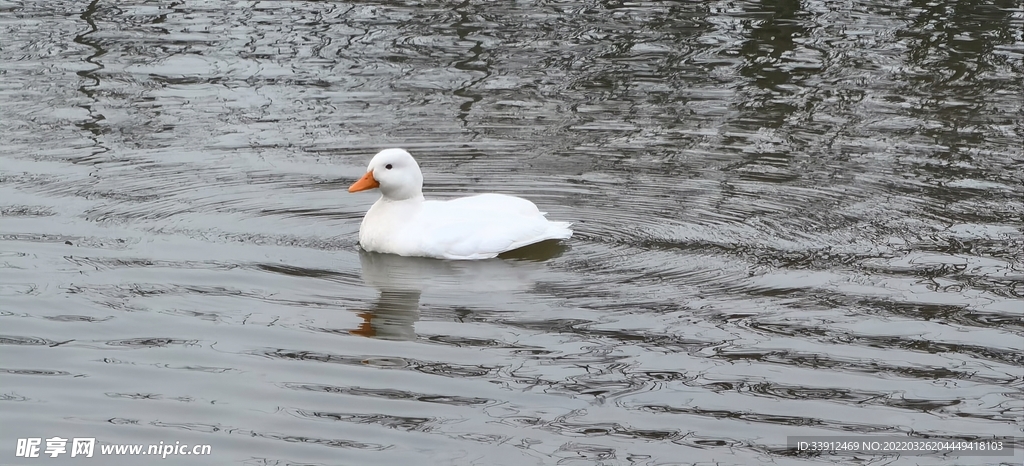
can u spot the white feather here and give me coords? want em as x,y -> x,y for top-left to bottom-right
350,149 -> 573,260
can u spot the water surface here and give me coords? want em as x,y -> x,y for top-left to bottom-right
1,1 -> 1022,465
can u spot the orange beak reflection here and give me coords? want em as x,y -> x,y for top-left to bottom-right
348,171 -> 380,193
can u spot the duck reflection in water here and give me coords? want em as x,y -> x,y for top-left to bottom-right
351,241 -> 567,340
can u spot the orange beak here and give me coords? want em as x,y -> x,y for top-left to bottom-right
348,171 -> 380,193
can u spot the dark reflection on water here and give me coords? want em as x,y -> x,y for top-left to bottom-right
353,247 -> 564,339
1,0 -> 1022,464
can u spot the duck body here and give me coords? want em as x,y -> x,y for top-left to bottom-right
349,149 -> 572,260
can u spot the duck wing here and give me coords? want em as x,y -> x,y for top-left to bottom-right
410,194 -> 572,260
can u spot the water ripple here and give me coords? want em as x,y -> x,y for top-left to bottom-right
2,0 -> 1021,464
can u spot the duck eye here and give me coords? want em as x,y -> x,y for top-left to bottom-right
385,164 -> 393,170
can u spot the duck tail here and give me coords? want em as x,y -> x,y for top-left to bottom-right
550,221 -> 573,239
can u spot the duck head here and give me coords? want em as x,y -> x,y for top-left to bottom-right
348,148 -> 424,201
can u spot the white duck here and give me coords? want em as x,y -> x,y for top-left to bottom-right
348,149 -> 573,260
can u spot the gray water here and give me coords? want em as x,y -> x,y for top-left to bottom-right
1,1 -> 1022,465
